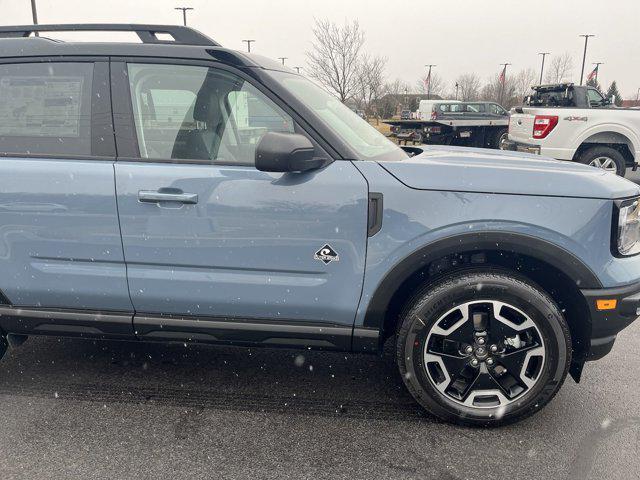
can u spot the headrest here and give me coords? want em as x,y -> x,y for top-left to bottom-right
193,87 -> 222,122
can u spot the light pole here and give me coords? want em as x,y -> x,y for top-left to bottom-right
294,66 -> 302,74
579,34 -> 595,85
455,82 -> 459,100
242,40 -> 255,53
424,64 -> 436,100
499,63 -> 511,105
538,52 -> 550,85
278,57 -> 288,66
30,0 -> 39,36
174,7 -> 194,26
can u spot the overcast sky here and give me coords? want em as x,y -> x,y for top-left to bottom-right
2,0 -> 639,97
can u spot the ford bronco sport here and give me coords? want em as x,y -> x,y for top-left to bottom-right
0,24 -> 638,426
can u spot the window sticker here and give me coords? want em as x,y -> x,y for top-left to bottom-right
0,76 -> 85,137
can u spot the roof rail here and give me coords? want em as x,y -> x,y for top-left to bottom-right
0,24 -> 220,46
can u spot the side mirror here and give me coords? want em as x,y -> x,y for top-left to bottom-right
255,132 -> 328,173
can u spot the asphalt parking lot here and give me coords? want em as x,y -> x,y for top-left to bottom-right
0,166 -> 638,480
0,317 -> 638,480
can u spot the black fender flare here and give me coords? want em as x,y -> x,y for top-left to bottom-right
361,231 -> 601,330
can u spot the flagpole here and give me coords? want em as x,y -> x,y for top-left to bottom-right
579,34 -> 595,85
424,64 -> 436,100
591,62 -> 604,84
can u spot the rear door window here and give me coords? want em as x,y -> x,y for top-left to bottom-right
0,62 -> 95,156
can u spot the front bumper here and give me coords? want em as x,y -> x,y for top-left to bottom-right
581,282 -> 640,360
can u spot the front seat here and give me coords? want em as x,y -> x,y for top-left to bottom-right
171,88 -> 225,160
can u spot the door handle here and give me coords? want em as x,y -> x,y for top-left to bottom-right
138,190 -> 199,204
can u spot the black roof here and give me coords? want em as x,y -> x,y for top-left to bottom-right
0,24 -> 282,71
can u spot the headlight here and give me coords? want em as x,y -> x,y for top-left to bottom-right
616,198 -> 640,256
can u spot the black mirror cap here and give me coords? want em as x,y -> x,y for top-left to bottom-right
255,132 -> 329,173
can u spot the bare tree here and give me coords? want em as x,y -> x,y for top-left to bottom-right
455,73 -> 482,101
481,75 -> 512,104
477,68 -> 537,108
354,54 -> 387,118
512,68 -> 538,100
306,19 -> 365,103
377,79 -> 410,118
544,52 -> 574,84
384,79 -> 410,97
415,72 -> 446,98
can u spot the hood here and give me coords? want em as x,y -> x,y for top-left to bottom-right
379,145 -> 640,200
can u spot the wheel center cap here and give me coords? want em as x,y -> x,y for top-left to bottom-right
475,346 -> 488,359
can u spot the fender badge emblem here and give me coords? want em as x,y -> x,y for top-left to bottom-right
564,116 -> 588,122
314,244 -> 339,264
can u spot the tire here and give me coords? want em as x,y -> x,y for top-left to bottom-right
578,146 -> 626,177
493,129 -> 509,150
396,270 -> 571,427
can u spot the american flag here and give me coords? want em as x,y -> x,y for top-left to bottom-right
498,65 -> 507,84
587,64 -> 599,82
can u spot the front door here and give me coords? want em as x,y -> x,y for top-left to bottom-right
113,61 -> 368,344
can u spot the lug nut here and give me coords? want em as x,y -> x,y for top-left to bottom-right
490,344 -> 498,353
486,358 -> 494,366
470,358 -> 479,367
465,345 -> 473,354
477,337 -> 486,345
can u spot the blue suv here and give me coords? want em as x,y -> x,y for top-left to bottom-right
0,24 -> 638,426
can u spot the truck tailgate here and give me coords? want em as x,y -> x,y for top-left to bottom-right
508,111 -> 535,143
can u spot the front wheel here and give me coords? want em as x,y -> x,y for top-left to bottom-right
396,271 -> 571,426
578,146 -> 626,176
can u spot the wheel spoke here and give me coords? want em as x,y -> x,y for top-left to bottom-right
428,303 -> 476,344
434,321 -> 476,344
590,156 -> 617,172
464,366 -> 502,396
461,366 -> 511,407
495,344 -> 544,390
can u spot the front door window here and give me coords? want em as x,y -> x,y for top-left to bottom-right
127,63 -> 294,165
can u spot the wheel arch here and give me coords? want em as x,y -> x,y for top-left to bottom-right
572,130 -> 637,165
363,232 -> 598,379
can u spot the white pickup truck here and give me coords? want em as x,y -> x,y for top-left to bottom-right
505,83 -> 640,176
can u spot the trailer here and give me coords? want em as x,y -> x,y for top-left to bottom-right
385,100 -> 510,149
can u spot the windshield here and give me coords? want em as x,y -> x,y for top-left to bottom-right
271,71 -> 408,162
